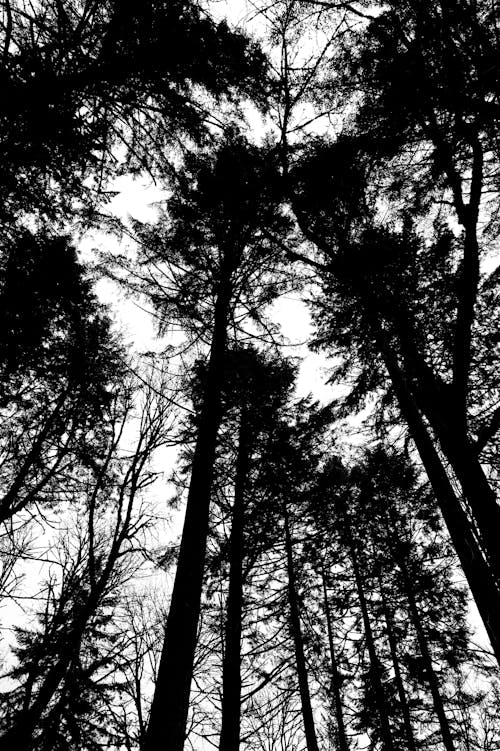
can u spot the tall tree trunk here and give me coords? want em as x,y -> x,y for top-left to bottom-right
344,521 -> 395,751
283,506 -> 320,751
0,600 -> 96,748
397,560 -> 456,751
381,255 -> 500,589
290,184 -> 500,660
0,501 -> 134,748
380,342 -> 500,665
219,410 -> 250,751
384,308 -> 500,590
321,564 -> 349,751
145,272 -> 232,751
411,374 -> 500,587
431,424 -> 500,586
378,577 -> 417,751
0,388 -> 69,522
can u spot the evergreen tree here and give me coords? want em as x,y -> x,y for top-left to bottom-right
0,0 -> 267,229
289,136 -> 500,661
0,232 -> 122,526
138,136 -> 290,751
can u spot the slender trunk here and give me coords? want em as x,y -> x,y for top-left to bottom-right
398,561 -> 456,751
145,272 -> 232,751
385,315 -> 500,590
0,388 -> 69,523
290,181 -> 500,657
378,577 -> 417,751
321,565 -> 349,751
0,607 -> 92,747
283,506 -> 320,751
35,686 -> 69,751
451,110 -> 482,405
380,344 -> 500,665
136,688 -> 146,751
219,410 -> 250,751
432,424 -> 500,586
344,523 -> 394,751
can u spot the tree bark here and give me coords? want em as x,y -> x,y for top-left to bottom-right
378,577 -> 417,751
429,422 -> 500,586
145,271 -> 232,751
397,560 -> 456,751
344,521 -> 395,751
283,506 -> 320,751
218,410 -> 250,751
321,565 -> 349,751
0,594 -> 98,748
380,343 -> 500,665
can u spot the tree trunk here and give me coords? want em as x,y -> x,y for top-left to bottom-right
0,388 -> 69,523
385,311 -> 500,590
344,522 -> 395,751
290,179 -> 500,660
0,508 -> 133,747
145,272 -> 232,751
380,343 -> 500,665
321,565 -> 349,751
219,410 -> 250,751
398,560 -> 456,751
431,423 -> 500,586
0,608 -> 93,748
283,506 -> 320,751
378,577 -> 417,751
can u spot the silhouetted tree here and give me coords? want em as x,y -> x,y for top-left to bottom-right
213,347 -> 297,751
0,370 -> 171,748
289,138 -> 500,663
0,0 -> 267,229
0,232 -> 122,527
261,0 -> 500,664
136,136 -> 290,751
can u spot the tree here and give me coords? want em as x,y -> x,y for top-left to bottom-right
0,368 -> 171,748
0,232 -> 121,526
0,0 -> 267,231
288,135 -> 500,663
254,0 -> 500,663
137,136 -> 290,751
215,347 -> 297,751
181,358 -> 331,751
341,0 -> 500,586
247,397 -> 332,751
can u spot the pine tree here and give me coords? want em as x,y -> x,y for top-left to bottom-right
140,137 -> 290,751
